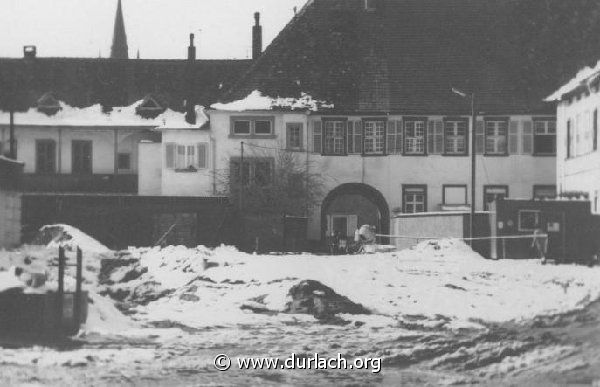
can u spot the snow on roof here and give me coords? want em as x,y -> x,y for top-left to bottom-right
210,90 -> 334,112
0,100 -> 207,129
154,106 -> 209,130
546,59 -> 600,102
0,155 -> 24,165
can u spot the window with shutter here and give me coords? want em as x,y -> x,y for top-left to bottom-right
36,139 -> 56,174
395,121 -> 403,154
434,120 -> 444,154
484,118 -> 508,155
323,119 -> 347,155
347,121 -> 355,154
387,121 -> 396,154
508,120 -> 518,154
354,121 -> 363,154
363,119 -> 385,155
427,121 -> 435,154
443,118 -> 468,155
533,119 -> 556,155
313,121 -> 322,154
404,118 -> 426,155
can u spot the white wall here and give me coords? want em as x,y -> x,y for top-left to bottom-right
138,142 -> 162,195
159,129 -> 214,197
208,111 -> 556,240
0,125 -> 154,174
556,94 -> 600,211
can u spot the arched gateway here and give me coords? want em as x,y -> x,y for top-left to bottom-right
320,183 -> 390,243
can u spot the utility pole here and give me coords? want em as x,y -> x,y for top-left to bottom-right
9,108 -> 15,159
470,93 -> 476,244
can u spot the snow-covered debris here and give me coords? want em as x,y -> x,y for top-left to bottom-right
546,59 -> 600,101
211,90 -> 334,112
0,100 -> 207,128
36,224 -> 110,255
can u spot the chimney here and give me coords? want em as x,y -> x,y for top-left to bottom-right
23,45 -> 37,59
252,12 -> 262,60
185,33 -> 196,125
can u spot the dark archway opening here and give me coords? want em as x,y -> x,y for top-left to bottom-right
320,183 -> 390,245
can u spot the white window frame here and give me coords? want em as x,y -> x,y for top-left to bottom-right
363,120 -> 385,155
443,185 -> 467,206
533,119 -> 557,155
323,120 -> 346,155
230,116 -> 275,137
287,123 -> 303,150
485,119 -> 508,155
403,186 -> 426,213
404,120 -> 426,155
518,210 -> 541,232
444,120 -> 467,155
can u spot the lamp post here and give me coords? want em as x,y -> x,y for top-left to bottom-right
452,88 -> 476,243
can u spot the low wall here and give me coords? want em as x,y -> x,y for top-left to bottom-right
0,190 -> 22,249
391,212 -> 490,256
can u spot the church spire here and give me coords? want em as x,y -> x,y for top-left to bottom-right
110,0 -> 128,59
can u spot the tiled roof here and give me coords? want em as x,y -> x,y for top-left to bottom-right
0,57 -> 251,112
227,0 -> 600,115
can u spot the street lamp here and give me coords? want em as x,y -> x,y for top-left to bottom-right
452,88 -> 476,244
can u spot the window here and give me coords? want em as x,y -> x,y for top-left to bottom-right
533,119 -> 556,155
363,120 -> 385,155
37,92 -> 61,115
136,95 -> 166,118
254,120 -> 272,135
386,121 -> 403,154
233,120 -> 251,135
533,185 -> 556,200
518,210 -> 541,232
72,140 -> 92,174
230,117 -> 274,137
165,143 -> 209,171
403,185 -> 427,213
444,119 -> 468,155
35,140 -> 56,174
485,119 -> 508,155
484,185 -> 508,211
404,119 -> 426,155
443,185 -> 467,206
117,153 -> 131,170
364,0 -> 377,10
323,120 -> 346,155
286,123 -> 303,150
230,158 -> 274,186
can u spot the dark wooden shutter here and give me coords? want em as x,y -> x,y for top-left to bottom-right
355,121 -> 363,154
522,120 -> 533,154
313,121 -> 322,154
197,143 -> 207,169
434,120 -> 444,154
165,143 -> 175,169
475,121 -> 484,154
347,121 -> 355,154
387,120 -> 396,154
594,110 -> 598,151
286,124 -> 292,149
395,121 -> 403,154
508,120 -> 519,154
427,120 -> 435,154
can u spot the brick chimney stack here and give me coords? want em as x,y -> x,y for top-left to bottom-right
185,33 -> 197,125
252,12 -> 262,60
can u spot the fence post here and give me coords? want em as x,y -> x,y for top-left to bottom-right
57,246 -> 65,330
74,247 -> 83,326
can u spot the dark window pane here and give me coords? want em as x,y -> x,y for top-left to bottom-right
255,120 -> 272,135
118,153 -> 131,170
233,120 -> 251,135
72,140 -> 93,174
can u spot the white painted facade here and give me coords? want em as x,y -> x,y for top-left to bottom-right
0,125 -> 153,175
556,92 -> 600,212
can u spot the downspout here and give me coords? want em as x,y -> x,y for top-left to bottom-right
58,127 -> 62,173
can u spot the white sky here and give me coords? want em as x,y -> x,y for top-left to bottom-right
1,0 -> 307,59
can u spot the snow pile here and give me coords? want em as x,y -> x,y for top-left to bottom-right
0,100 -> 207,129
37,224 -> 110,255
84,292 -> 139,334
546,59 -> 600,101
211,90 -> 334,112
111,239 -> 600,331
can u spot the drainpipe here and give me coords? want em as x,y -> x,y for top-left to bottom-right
9,109 -> 15,159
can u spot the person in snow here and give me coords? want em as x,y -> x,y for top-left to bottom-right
531,228 -> 548,264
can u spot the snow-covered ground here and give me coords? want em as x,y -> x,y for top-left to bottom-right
3,226 -> 600,385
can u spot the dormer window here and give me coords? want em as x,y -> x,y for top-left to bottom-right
364,0 -> 377,11
136,94 -> 167,118
37,92 -> 61,115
